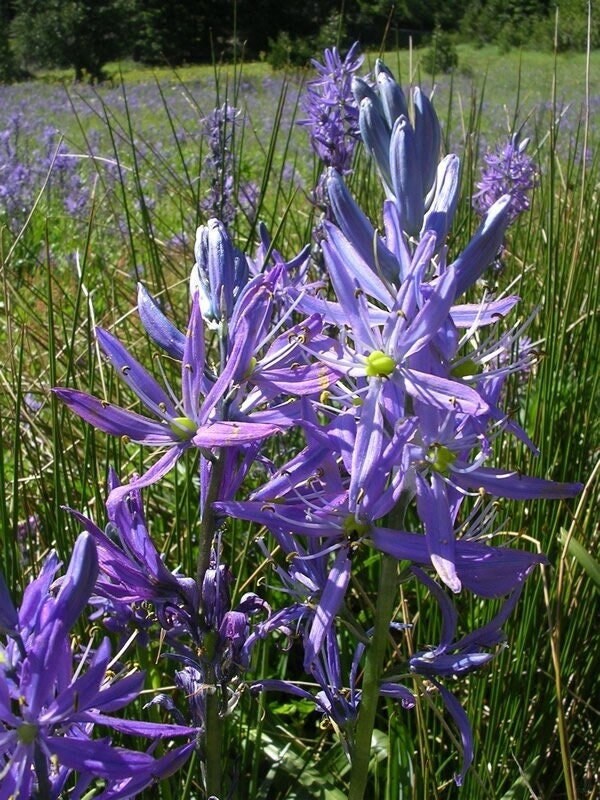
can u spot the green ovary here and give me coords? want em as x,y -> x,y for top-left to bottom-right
365,350 -> 396,378
428,444 -> 457,474
243,356 -> 257,380
170,416 -> 197,440
17,722 -> 38,744
343,516 -> 371,539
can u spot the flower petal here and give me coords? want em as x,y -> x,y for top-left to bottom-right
137,283 -> 186,359
106,445 -> 188,513
416,474 -> 461,593
96,328 -> 177,419
303,548 -> 352,671
53,388 -> 175,445
453,467 -> 583,500
401,368 -> 489,416
193,420 -> 282,448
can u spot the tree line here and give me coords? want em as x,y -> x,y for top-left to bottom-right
0,0 -> 596,82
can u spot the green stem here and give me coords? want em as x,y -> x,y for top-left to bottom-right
348,554 -> 398,800
204,666 -> 222,798
195,449 -> 226,798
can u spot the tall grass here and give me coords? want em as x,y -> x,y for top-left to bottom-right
1,44 -> 598,798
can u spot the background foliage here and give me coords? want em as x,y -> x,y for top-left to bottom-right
0,0 -> 598,81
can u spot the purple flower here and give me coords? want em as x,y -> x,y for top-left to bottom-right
0,533 -> 197,799
0,112 -> 113,230
323,59 -> 522,298
352,61 -> 440,226
192,218 -> 249,323
253,631 -> 362,740
67,477 -> 267,731
405,566 -> 533,785
199,103 -> 258,226
299,42 -> 364,175
170,555 -> 269,727
56,217 -> 343,514
220,488 -> 548,603
248,557 -> 414,742
201,102 -> 238,225
473,132 -> 538,222
66,469 -> 198,628
54,278 -> 295,511
409,566 -> 526,678
298,41 -> 364,230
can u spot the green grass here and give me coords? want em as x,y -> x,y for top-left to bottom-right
1,43 -> 599,799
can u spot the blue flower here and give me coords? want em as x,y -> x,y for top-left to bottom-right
299,42 -> 364,175
0,533 -> 197,799
54,278 -> 304,511
473,132 -> 537,222
66,469 -> 198,627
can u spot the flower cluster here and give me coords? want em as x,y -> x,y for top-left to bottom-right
473,131 -> 538,221
200,102 -> 258,226
40,51 -> 579,798
55,217 -> 339,516
0,113 -> 98,229
0,533 -> 197,799
216,58 -> 577,782
299,42 -> 364,175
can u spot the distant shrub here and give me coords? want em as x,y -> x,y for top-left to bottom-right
422,27 -> 458,75
267,12 -> 354,72
459,0 -> 597,52
266,31 -> 312,70
0,34 -> 16,82
313,11 -> 347,55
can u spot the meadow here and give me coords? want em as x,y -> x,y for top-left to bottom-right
0,42 -> 598,799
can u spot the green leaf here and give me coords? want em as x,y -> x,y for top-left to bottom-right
560,528 -> 600,588
272,699 -> 316,718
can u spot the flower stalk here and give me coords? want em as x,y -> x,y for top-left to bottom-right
204,663 -> 223,798
348,553 -> 398,800
197,448 -> 226,798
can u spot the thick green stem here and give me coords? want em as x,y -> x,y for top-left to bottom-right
204,666 -> 222,798
348,554 -> 398,800
195,449 -> 226,798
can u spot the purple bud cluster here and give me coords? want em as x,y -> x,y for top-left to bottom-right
473,132 -> 538,221
200,102 -> 259,226
299,42 -> 364,175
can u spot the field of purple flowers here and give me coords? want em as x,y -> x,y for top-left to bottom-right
1,44 -> 599,800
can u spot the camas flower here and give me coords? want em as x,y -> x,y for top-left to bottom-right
54,292 -> 282,512
0,533 -> 197,799
352,60 -> 441,234
55,222 -> 341,512
200,103 -> 258,226
66,468 -> 199,632
299,42 -> 364,175
169,556 -> 269,728
473,132 -> 538,222
192,218 -> 249,324
253,627 -> 415,747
